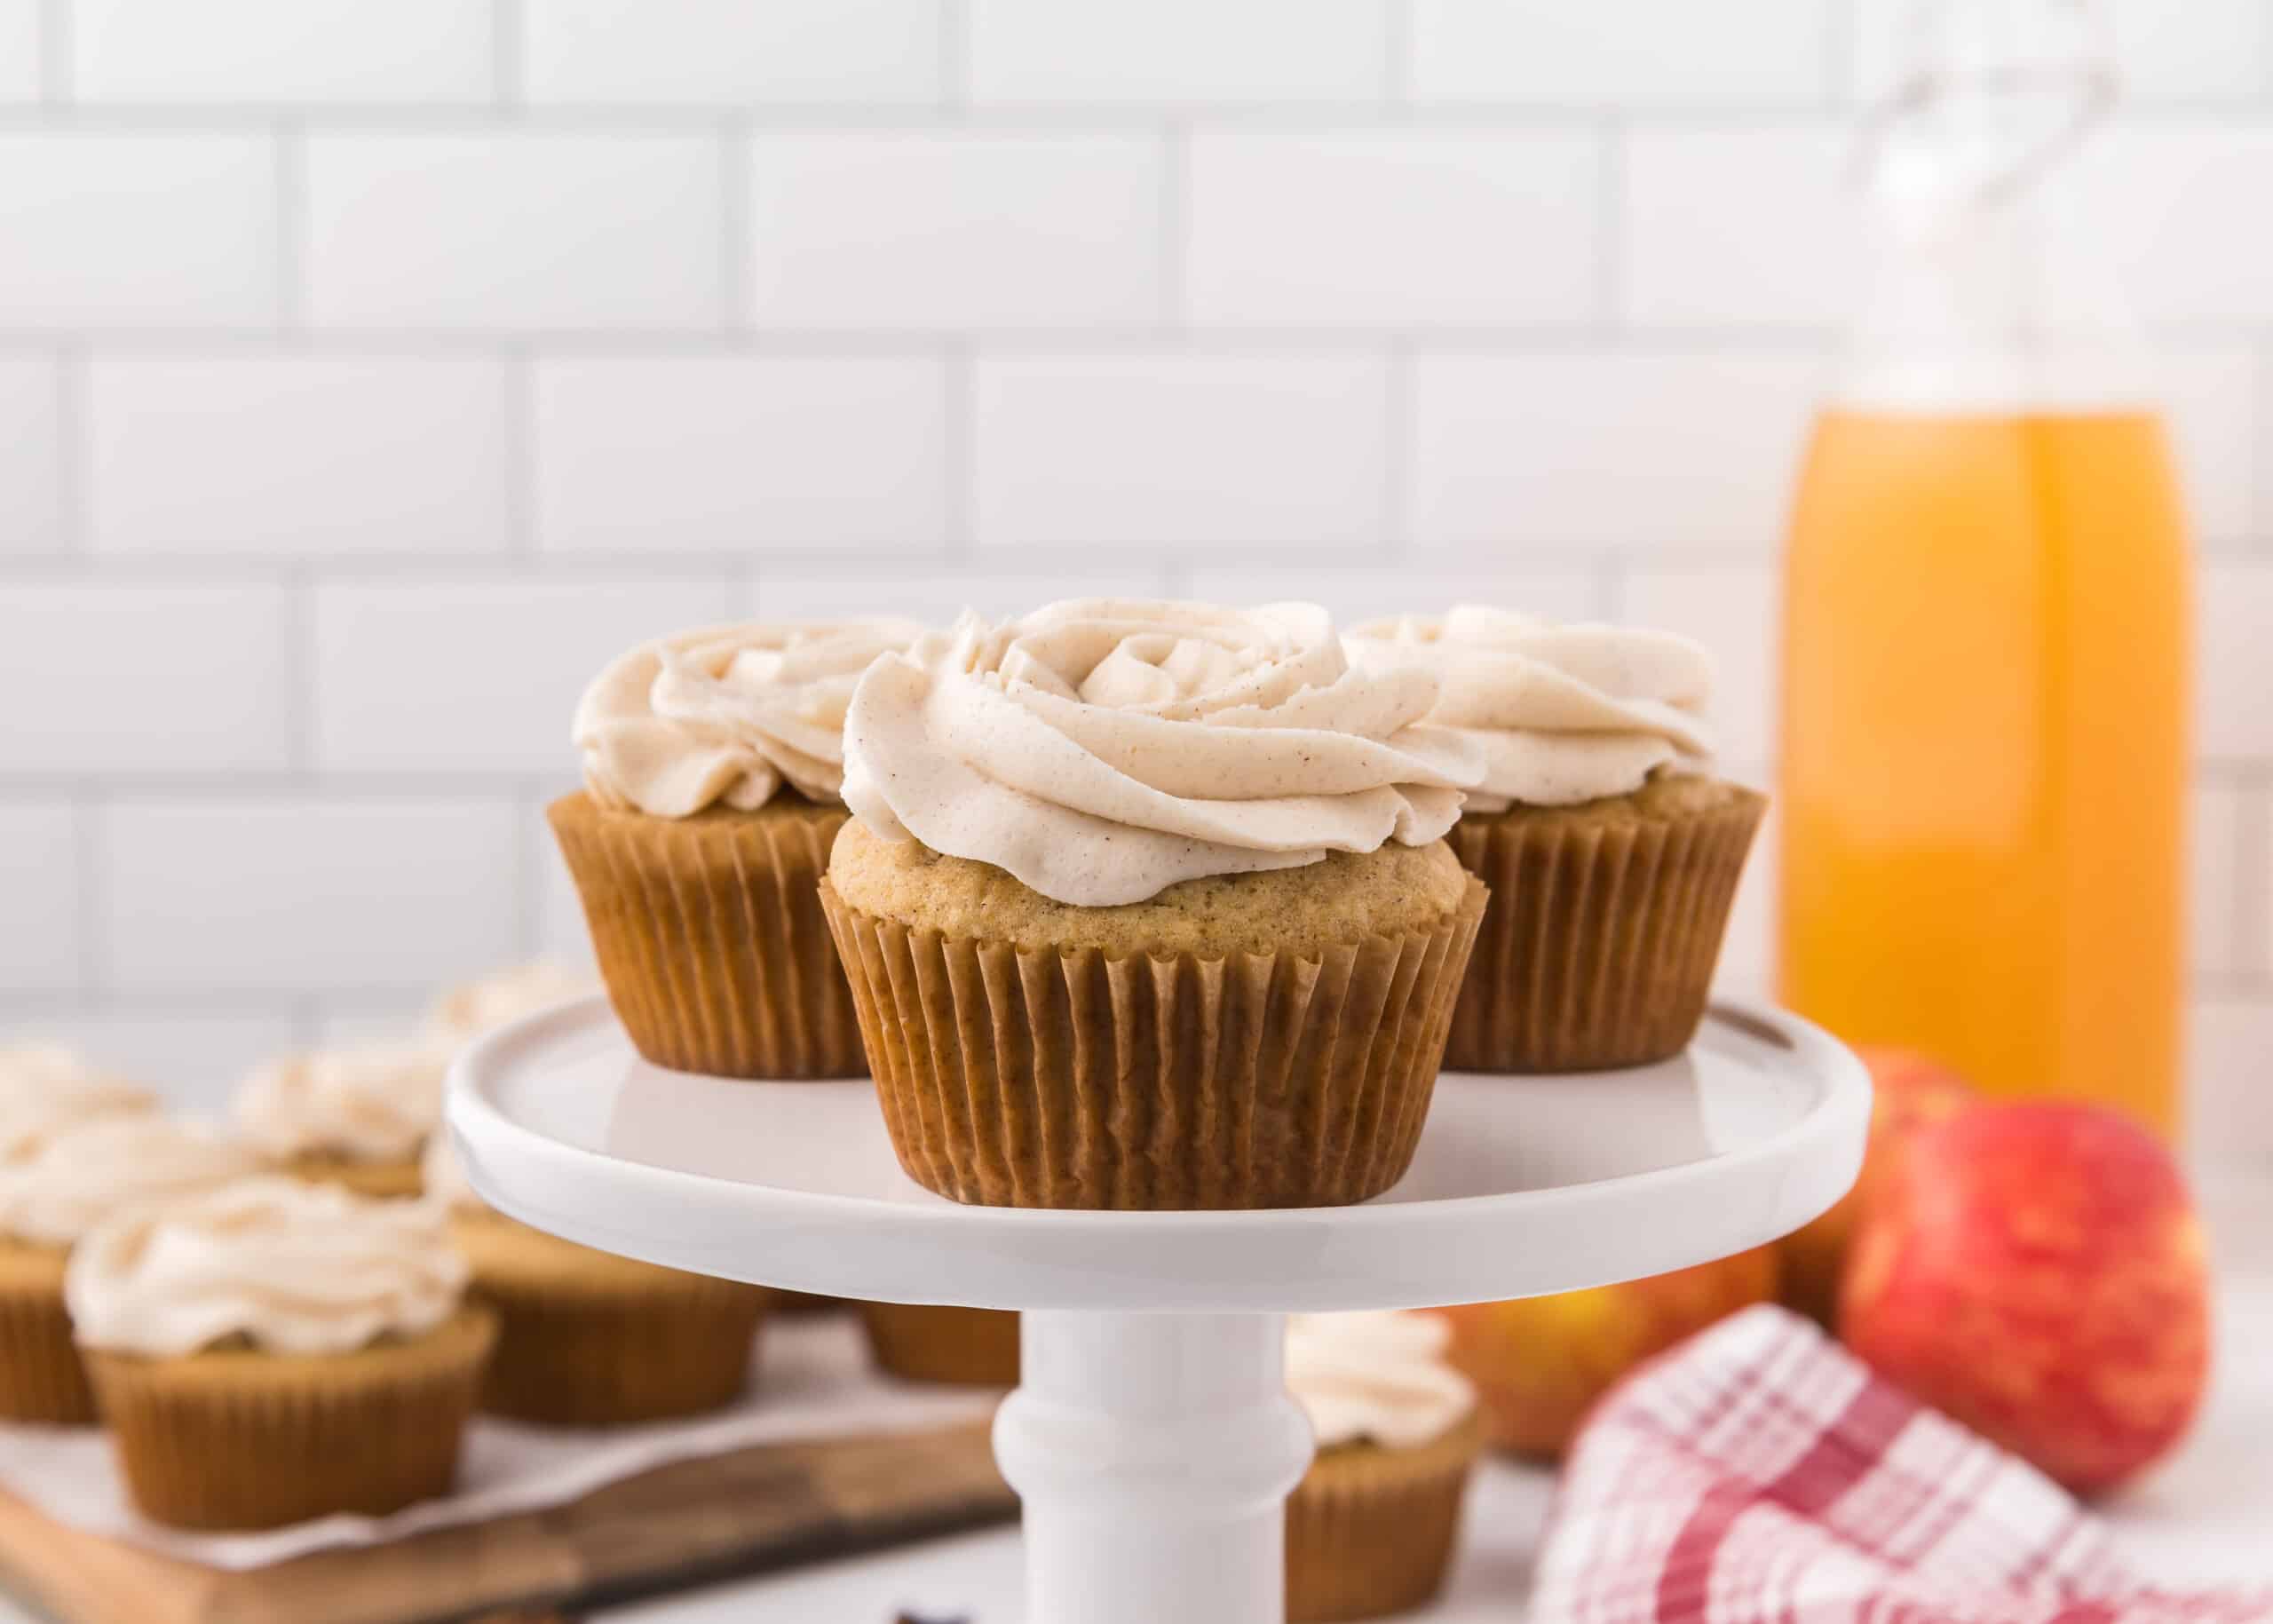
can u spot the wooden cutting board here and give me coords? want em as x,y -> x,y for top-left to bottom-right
0,1422 -> 1014,1624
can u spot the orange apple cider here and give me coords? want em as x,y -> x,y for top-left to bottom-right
1778,408 -> 2188,1137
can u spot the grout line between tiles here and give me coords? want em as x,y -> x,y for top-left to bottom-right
51,343 -> 88,552
504,345 -> 535,555
494,0 -> 525,109
72,785 -> 102,993
273,119 -> 307,336
36,0 -> 67,105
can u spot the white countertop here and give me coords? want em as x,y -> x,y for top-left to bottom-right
4,1191 -> 2265,1624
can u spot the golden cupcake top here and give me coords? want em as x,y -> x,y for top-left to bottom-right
424,961 -> 596,1050
1285,1311 -> 1476,1451
0,1044 -> 156,1165
1347,605 -> 1715,811
841,598 -> 1483,907
66,1176 -> 469,1358
576,619 -> 927,817
0,1114 -> 263,1248
232,1042 -> 447,1166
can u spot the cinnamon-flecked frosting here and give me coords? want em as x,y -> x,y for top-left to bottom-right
0,1115 -> 263,1247
0,1046 -> 156,1165
1347,606 -> 1715,811
425,962 -> 596,1050
67,1176 -> 468,1359
576,620 -> 927,817
232,1043 -> 447,1165
1285,1311 -> 1476,1451
841,599 -> 1483,907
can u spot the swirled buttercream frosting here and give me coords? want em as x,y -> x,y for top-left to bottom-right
0,1114 -> 263,1247
425,962 -> 595,1050
67,1176 -> 468,1358
232,1043 -> 447,1165
577,620 -> 926,816
1347,605 -> 1715,811
841,599 -> 1483,907
1285,1311 -> 1476,1451
0,1046 -> 155,1165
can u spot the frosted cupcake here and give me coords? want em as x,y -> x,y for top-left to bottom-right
69,1177 -> 494,1531
1349,606 -> 1764,1072
0,1105 -> 259,1423
233,1042 -> 446,1198
425,961 -> 597,1051
822,599 -> 1488,1210
0,1044 -> 154,1164
424,1135 -> 765,1426
859,1303 -> 1019,1386
1284,1311 -> 1482,1623
551,620 -> 925,1079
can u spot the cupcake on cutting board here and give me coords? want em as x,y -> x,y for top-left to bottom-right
67,1177 -> 495,1531
423,1134 -> 766,1426
1348,606 -> 1764,1072
552,619 -> 924,1080
0,1049 -> 261,1423
232,1041 -> 445,1198
1284,1311 -> 1483,1624
823,598 -> 1488,1210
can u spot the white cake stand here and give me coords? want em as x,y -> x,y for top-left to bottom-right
447,996 -> 1867,1624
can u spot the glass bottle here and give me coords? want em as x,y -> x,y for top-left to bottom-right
1778,0 -> 2190,1136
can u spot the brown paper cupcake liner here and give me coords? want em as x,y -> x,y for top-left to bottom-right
1445,788 -> 1765,1073
1286,1415 -> 1484,1624
0,1240 -> 94,1424
859,1303 -> 1020,1386
84,1307 -> 496,1532
550,791 -> 867,1080
821,876 -> 1485,1210
454,1214 -> 766,1426
769,1288 -> 847,1315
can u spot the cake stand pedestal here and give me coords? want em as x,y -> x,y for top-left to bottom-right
448,998 -> 1867,1624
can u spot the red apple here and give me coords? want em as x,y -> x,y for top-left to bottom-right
1779,1046 -> 1976,1326
1431,1246 -> 1778,1459
1842,1101 -> 2209,1496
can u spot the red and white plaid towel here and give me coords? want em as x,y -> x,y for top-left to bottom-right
1533,1305 -> 2271,1624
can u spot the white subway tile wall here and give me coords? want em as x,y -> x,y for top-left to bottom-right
0,0 -> 2264,1164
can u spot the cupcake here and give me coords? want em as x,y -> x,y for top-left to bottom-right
1349,606 -> 1765,1072
551,619 -> 925,1080
68,1177 -> 495,1531
423,1135 -> 766,1426
0,1110 -> 260,1423
0,1044 -> 154,1163
425,961 -> 597,1051
233,1042 -> 446,1197
1284,1311 -> 1482,1623
859,1303 -> 1018,1386
822,599 -> 1488,1210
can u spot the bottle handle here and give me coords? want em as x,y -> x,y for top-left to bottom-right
1849,4 -> 2118,207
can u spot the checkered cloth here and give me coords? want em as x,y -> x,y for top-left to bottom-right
1532,1305 -> 2272,1624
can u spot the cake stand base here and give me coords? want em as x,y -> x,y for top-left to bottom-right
996,1311 -> 1312,1624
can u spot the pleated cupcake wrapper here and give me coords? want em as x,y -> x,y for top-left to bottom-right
821,877 -> 1486,1211
550,793 -> 866,1080
462,1241 -> 768,1426
84,1308 -> 495,1533
859,1303 -> 1020,1387
1286,1417 -> 1484,1624
1445,791 -> 1766,1073
0,1247 -> 95,1424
